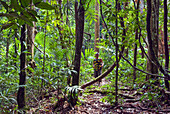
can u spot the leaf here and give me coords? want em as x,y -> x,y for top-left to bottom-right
33,0 -> 42,5
0,23 -> 14,31
19,15 -> 33,26
0,13 -> 15,20
35,2 -> 54,10
0,1 -> 9,11
22,11 -> 37,22
20,0 -> 31,8
28,9 -> 38,17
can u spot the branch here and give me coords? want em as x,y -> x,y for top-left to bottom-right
83,32 -> 91,40
28,37 -> 45,55
119,51 -> 169,80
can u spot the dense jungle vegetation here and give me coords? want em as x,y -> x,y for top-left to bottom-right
0,0 -> 170,113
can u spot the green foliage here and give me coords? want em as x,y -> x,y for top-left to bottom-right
0,0 -> 169,112
35,2 -> 55,10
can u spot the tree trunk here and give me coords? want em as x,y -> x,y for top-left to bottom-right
94,0 -> 100,53
27,23 -> 35,61
27,3 -> 36,77
71,0 -> 85,106
5,36 -> 9,73
163,0 -> 169,90
115,0 -> 118,106
146,0 -> 159,82
14,29 -> 18,69
17,24 -> 26,111
133,0 -> 140,83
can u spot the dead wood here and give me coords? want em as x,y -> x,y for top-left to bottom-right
81,62 -> 117,89
125,99 -> 140,102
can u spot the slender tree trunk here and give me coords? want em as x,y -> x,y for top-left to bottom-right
71,0 -> 85,106
14,29 -> 18,69
146,0 -> 159,82
27,24 -> 35,61
115,0 -> 118,106
163,0 -> 169,90
17,24 -> 26,111
133,0 -> 140,83
5,37 -> 9,73
27,3 -> 36,78
42,13 -> 48,89
94,0 -> 100,53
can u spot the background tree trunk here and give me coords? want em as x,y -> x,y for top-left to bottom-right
146,0 -> 159,81
14,29 -> 18,69
133,0 -> 140,83
163,0 -> 169,90
94,0 -> 100,53
5,36 -> 9,73
27,24 -> 35,61
17,24 -> 26,110
115,0 -> 118,106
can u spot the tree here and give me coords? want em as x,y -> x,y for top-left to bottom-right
146,0 -> 159,82
133,0 -> 140,83
163,0 -> 169,90
71,0 -> 85,106
94,0 -> 100,53
17,24 -> 26,111
27,3 -> 36,76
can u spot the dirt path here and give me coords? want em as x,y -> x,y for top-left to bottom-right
28,78 -> 170,114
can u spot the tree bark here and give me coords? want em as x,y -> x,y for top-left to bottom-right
27,23 -> 35,61
17,24 -> 26,110
72,0 -> 85,86
71,0 -> 85,106
115,0 -> 118,106
145,0 -> 169,83
163,0 -> 169,90
146,0 -> 159,81
14,29 -> 18,69
133,0 -> 140,83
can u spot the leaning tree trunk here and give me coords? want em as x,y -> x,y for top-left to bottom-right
163,0 -> 169,90
146,0 -> 159,82
71,0 -> 85,106
17,24 -> 26,111
94,0 -> 100,53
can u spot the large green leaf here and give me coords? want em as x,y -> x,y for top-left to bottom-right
33,0 -> 42,5
19,15 -> 33,26
22,11 -> 37,22
0,23 -> 15,31
27,9 -> 38,17
20,0 -> 31,8
35,2 -> 54,10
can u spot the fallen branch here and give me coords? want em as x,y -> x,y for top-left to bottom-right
125,99 -> 140,102
81,62 -> 117,89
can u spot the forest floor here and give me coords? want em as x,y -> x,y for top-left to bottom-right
28,78 -> 170,114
